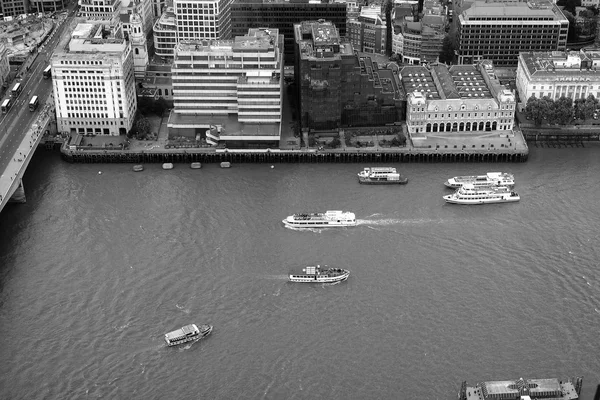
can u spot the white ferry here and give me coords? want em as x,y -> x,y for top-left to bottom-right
445,172 -> 515,188
443,184 -> 520,205
164,324 -> 212,347
282,210 -> 357,228
289,265 -> 350,283
357,167 -> 408,185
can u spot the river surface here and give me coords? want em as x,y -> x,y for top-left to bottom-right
1,147 -> 599,399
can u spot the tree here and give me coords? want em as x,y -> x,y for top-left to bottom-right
552,96 -> 573,125
561,10 -> 578,41
524,96 -> 551,126
583,95 -> 599,119
557,0 -> 581,14
573,98 -> 585,119
134,116 -> 151,139
439,35 -> 455,64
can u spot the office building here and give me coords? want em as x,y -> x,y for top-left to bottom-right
29,0 -> 66,14
52,22 -> 137,136
347,5 -> 387,54
457,0 -> 569,67
153,6 -> 177,58
168,28 -> 284,148
402,61 -> 516,138
79,0 -> 120,20
231,0 -> 347,65
120,0 -> 154,37
295,20 -> 403,130
0,43 -> 9,89
0,0 -> 28,17
515,49 -> 600,106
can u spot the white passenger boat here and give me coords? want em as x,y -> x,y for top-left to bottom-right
445,172 -> 514,188
289,265 -> 350,283
164,324 -> 212,347
357,167 -> 408,185
282,210 -> 357,228
443,184 -> 520,205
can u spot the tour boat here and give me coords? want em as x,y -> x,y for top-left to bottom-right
289,265 -> 350,283
164,324 -> 212,347
357,167 -> 408,185
445,172 -> 515,188
282,210 -> 357,228
443,184 -> 520,205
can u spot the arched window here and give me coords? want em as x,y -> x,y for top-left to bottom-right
479,122 -> 484,131
459,122 -> 464,131
426,123 -> 432,132
492,121 -> 497,130
433,123 -> 438,132
452,122 -> 458,132
466,122 -> 471,131
446,123 -> 451,132
485,122 -> 492,131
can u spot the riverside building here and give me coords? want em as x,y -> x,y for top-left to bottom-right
403,60 -> 516,140
457,0 -> 569,67
52,22 -> 137,136
295,20 -> 403,130
168,28 -> 284,148
230,0 -> 347,65
515,49 -> 600,107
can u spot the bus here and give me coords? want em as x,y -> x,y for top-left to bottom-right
43,65 -> 52,79
29,95 -> 39,112
11,82 -> 22,98
1,98 -> 12,113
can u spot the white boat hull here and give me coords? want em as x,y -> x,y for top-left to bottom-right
443,195 -> 520,204
289,272 -> 350,283
282,219 -> 357,228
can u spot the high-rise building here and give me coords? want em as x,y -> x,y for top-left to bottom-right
79,0 -> 121,20
402,61 -> 516,138
295,20 -> 403,130
52,22 -> 138,136
173,0 -> 233,41
168,28 -> 284,149
0,0 -> 28,17
515,50 -> 600,106
457,0 -> 569,67
230,0 -> 347,65
152,0 -> 167,18
0,43 -> 9,89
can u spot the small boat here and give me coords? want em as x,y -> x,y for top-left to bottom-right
162,163 -> 174,170
190,162 -> 202,169
132,164 -> 144,172
443,183 -> 520,204
358,167 -> 408,185
445,172 -> 514,188
220,162 -> 231,168
282,210 -> 357,228
289,265 -> 350,283
164,324 -> 213,347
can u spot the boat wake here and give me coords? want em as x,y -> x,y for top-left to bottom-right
262,274 -> 289,280
357,218 -> 444,226
175,304 -> 191,314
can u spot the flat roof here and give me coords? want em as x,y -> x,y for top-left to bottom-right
520,50 -> 600,78
462,1 -> 567,21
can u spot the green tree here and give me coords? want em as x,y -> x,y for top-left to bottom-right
524,96 -> 551,126
561,10 -> 578,41
573,98 -> 585,119
439,35 -> 455,64
552,96 -> 573,125
583,95 -> 599,119
134,116 -> 151,139
557,0 -> 581,14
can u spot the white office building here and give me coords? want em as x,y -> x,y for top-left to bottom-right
52,22 -> 137,136
168,28 -> 283,148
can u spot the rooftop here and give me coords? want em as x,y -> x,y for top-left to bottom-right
461,0 -> 567,22
520,49 -> 600,77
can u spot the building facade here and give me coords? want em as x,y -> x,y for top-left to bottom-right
347,5 -> 387,54
79,0 -> 121,20
0,43 -> 9,89
230,0 -> 347,65
168,28 -> 284,148
173,0 -> 232,41
403,61 -> 516,137
52,22 -> 138,136
29,0 -> 66,14
457,0 -> 569,67
515,49 -> 600,107
130,13 -> 149,77
153,6 -> 177,58
120,0 -> 154,37
295,20 -> 403,130
1,0 -> 28,17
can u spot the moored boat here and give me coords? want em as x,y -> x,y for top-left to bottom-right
443,183 -> 519,205
358,167 -> 408,185
282,210 -> 357,228
133,164 -> 144,172
190,162 -> 202,169
220,162 -> 231,168
289,265 -> 350,283
164,324 -> 212,347
162,163 -> 174,170
445,172 -> 514,188
458,376 -> 583,400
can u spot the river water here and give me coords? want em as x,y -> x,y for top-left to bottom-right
1,147 -> 599,399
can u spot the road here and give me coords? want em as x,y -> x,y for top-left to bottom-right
0,7 -> 77,192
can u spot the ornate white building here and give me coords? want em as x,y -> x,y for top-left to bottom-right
403,61 -> 516,137
130,13 -> 149,77
51,22 -> 138,136
515,49 -> 600,108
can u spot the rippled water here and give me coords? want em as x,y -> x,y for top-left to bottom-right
1,147 -> 599,399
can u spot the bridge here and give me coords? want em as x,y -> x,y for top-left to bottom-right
0,8 -> 76,214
